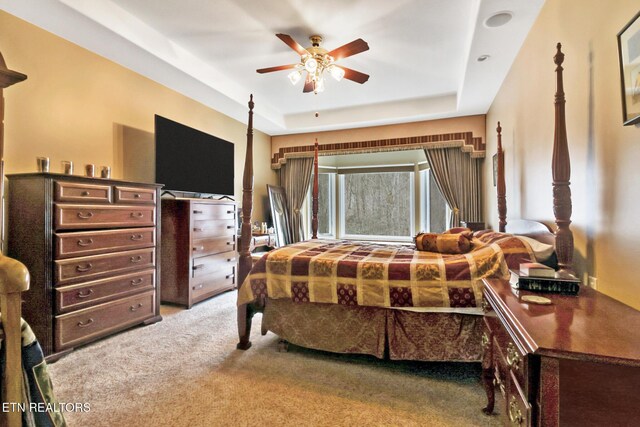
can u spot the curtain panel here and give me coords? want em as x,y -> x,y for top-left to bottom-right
278,157 -> 314,243
424,147 -> 483,228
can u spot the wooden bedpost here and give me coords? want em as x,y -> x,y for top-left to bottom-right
496,122 -> 507,233
311,138 -> 319,239
237,94 -> 254,350
552,43 -> 574,276
1,49 -> 28,427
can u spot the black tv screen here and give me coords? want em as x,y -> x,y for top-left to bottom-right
155,115 -> 234,196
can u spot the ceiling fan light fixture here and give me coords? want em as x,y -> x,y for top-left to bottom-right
328,65 -> 345,81
314,78 -> 325,94
288,69 -> 302,85
304,57 -> 318,73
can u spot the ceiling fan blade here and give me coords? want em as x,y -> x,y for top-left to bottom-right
327,38 -> 369,61
303,74 -> 314,93
276,33 -> 309,56
341,66 -> 370,84
256,64 -> 298,74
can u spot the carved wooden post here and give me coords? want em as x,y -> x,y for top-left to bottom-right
237,94 -> 254,350
0,49 -> 28,427
496,122 -> 507,232
311,138 -> 319,239
552,43 -> 574,276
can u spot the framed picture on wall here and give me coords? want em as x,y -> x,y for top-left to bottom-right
617,10 -> 640,126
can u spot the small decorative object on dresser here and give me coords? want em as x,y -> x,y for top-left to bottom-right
160,198 -> 236,308
510,269 -> 580,296
518,262 -> 554,277
6,173 -> 163,360
481,278 -> 640,426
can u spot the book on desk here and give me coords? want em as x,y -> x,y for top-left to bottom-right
510,269 -> 580,295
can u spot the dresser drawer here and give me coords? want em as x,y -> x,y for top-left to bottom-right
192,219 -> 235,239
191,267 -> 235,302
54,181 -> 112,204
506,371 -> 531,427
192,235 -> 236,258
55,269 -> 155,313
54,204 -> 156,230
494,327 -> 528,389
114,186 -> 156,204
55,227 -> 155,259
191,203 -> 235,221
54,248 -> 155,285
191,251 -> 236,278
55,290 -> 155,350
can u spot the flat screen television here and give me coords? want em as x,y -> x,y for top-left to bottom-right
155,115 -> 234,197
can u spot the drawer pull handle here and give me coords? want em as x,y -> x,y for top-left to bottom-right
481,332 -> 490,350
226,210 -> 234,214
193,210 -> 203,214
226,225 -> 234,229
81,191 -> 91,196
129,303 -> 143,312
130,212 -> 144,218
508,396 -> 523,425
193,228 -> 203,232
133,193 -> 141,198
77,238 -> 93,247
193,264 -> 205,270
227,258 -> 236,263
76,289 -> 94,298
194,284 -> 204,290
130,255 -> 143,263
506,342 -> 522,370
130,234 -> 144,241
130,278 -> 145,286
226,274 -> 235,280
193,246 -> 204,252
226,241 -> 233,246
77,318 -> 94,328
76,263 -> 93,272
77,212 -> 94,219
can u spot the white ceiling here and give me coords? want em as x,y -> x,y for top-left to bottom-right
1,0 -> 544,135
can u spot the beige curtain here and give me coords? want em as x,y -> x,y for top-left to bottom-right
424,148 -> 483,228
279,157 -> 314,242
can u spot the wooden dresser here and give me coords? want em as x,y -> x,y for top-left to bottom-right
481,278 -> 640,426
6,173 -> 162,360
160,198 -> 236,308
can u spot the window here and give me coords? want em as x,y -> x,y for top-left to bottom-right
340,172 -> 413,241
314,173 -> 335,238
420,169 -> 448,233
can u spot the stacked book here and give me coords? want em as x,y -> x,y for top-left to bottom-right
510,262 -> 580,295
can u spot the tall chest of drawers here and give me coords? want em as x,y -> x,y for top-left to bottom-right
160,198 -> 236,308
6,173 -> 162,360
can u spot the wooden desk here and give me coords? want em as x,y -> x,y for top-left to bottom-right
481,278 -> 640,426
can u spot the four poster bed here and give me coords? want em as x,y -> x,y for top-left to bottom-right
236,44 -> 575,361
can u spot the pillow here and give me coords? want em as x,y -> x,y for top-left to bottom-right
414,232 -> 472,254
443,227 -> 472,235
515,235 -> 554,262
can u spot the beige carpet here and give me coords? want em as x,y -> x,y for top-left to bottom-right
48,291 -> 500,426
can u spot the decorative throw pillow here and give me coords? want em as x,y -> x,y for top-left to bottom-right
443,227 -> 472,235
414,232 -> 473,254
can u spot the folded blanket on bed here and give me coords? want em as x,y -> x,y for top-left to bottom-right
238,236 -> 533,311
0,318 -> 67,427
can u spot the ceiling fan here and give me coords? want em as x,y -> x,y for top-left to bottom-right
257,33 -> 370,94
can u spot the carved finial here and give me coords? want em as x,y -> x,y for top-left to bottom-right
496,121 -> 502,135
248,94 -> 254,110
554,43 -> 564,68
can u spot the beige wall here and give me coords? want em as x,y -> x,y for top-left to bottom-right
0,11 -> 276,221
485,0 -> 640,309
272,115 -> 486,157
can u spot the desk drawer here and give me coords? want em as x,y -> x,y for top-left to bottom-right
494,327 -> 527,389
114,186 -> 156,204
55,248 -> 155,285
191,267 -> 235,302
191,203 -> 235,221
55,227 -> 155,258
56,269 -> 155,313
55,290 -> 154,350
54,204 -> 156,230
192,251 -> 236,278
192,235 -> 236,258
507,371 -> 531,427
192,219 -> 235,239
54,181 -> 112,204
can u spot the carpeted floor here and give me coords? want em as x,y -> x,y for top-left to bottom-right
48,291 -> 500,426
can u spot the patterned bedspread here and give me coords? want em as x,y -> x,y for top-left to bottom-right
238,235 -> 533,311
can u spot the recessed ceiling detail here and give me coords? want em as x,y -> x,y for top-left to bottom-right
484,11 -> 514,28
0,0 -> 544,135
